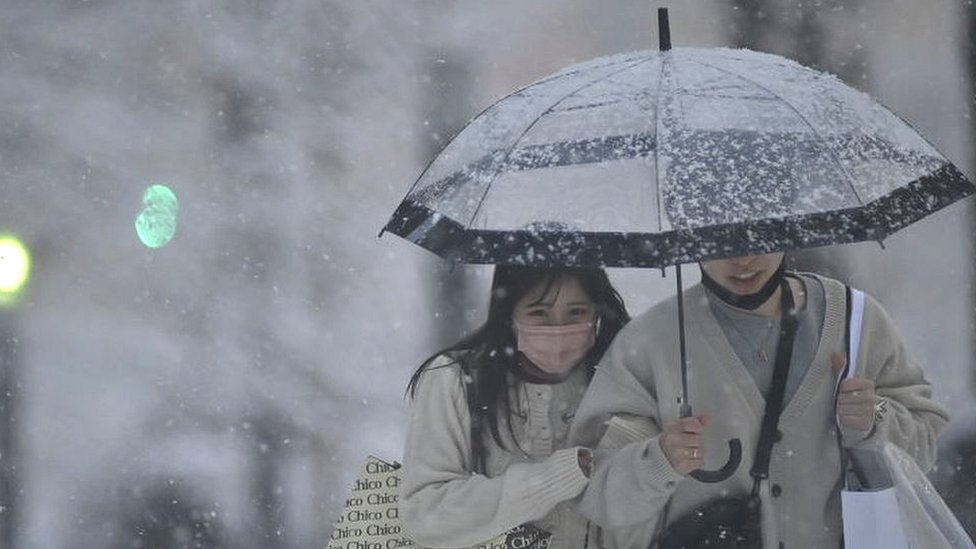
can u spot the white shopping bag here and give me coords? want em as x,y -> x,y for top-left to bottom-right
841,487 -> 909,549
840,443 -> 975,549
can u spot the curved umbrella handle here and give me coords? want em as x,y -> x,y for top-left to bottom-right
689,438 -> 742,483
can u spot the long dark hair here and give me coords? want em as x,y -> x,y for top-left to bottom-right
407,265 -> 629,472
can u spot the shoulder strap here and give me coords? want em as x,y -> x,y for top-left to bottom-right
749,277 -> 799,482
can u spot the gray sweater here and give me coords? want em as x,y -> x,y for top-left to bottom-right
569,274 -> 949,549
401,355 -> 592,549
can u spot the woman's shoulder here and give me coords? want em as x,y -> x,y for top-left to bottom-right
794,271 -> 885,308
425,352 -> 465,371
600,293 -> 684,358
413,352 -> 475,396
406,354 -> 477,437
621,287 -> 695,333
794,271 -> 841,291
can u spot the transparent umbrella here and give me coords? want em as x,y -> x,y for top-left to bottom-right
383,31 -> 971,268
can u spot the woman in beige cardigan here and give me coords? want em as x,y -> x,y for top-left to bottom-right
570,252 -> 949,549
400,266 -> 630,549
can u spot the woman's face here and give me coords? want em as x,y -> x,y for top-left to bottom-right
700,252 -> 785,295
511,275 -> 596,327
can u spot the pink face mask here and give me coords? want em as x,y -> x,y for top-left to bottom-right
514,321 -> 596,375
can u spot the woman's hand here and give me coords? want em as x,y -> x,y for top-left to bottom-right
659,415 -> 707,475
577,448 -> 593,478
832,352 -> 877,434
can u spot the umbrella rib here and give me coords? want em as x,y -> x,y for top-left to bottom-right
465,55 -> 659,229
528,54 -> 645,88
689,57 -> 866,206
654,49 -> 669,236
391,56 -> 645,213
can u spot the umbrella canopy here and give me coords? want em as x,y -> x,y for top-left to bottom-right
383,47 -> 973,267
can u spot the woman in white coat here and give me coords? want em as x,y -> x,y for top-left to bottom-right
570,252 -> 949,549
400,265 -> 630,549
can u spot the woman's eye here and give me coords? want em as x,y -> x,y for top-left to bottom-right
526,309 -> 547,316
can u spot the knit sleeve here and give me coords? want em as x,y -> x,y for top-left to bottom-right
568,324 -> 683,548
850,294 -> 949,472
399,358 -> 589,548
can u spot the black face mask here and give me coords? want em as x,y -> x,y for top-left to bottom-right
700,262 -> 786,311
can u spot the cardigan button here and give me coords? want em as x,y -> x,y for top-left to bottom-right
771,484 -> 783,497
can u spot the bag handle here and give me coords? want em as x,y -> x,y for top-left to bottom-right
836,286 -> 865,428
837,285 -> 866,491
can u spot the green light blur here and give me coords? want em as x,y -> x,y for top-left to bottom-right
0,234 -> 31,306
135,184 -> 179,248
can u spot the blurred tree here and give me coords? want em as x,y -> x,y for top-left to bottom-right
113,479 -> 225,549
201,52 -> 316,549
0,311 -> 22,549
419,49 -> 481,349
0,234 -> 30,548
247,410 -> 297,549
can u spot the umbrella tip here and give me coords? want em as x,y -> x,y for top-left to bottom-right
658,7 -> 672,51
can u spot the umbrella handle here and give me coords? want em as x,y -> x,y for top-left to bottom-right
689,438 -> 742,483
679,404 -> 742,483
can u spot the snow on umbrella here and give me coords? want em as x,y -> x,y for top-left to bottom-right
381,9 -> 975,483
382,41 -> 972,269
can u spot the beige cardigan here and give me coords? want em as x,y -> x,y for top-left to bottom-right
570,274 -> 949,549
401,355 -> 592,549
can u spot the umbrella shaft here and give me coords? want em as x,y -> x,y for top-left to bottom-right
676,264 -> 691,416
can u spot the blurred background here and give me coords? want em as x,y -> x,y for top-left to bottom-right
0,1 -> 973,548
